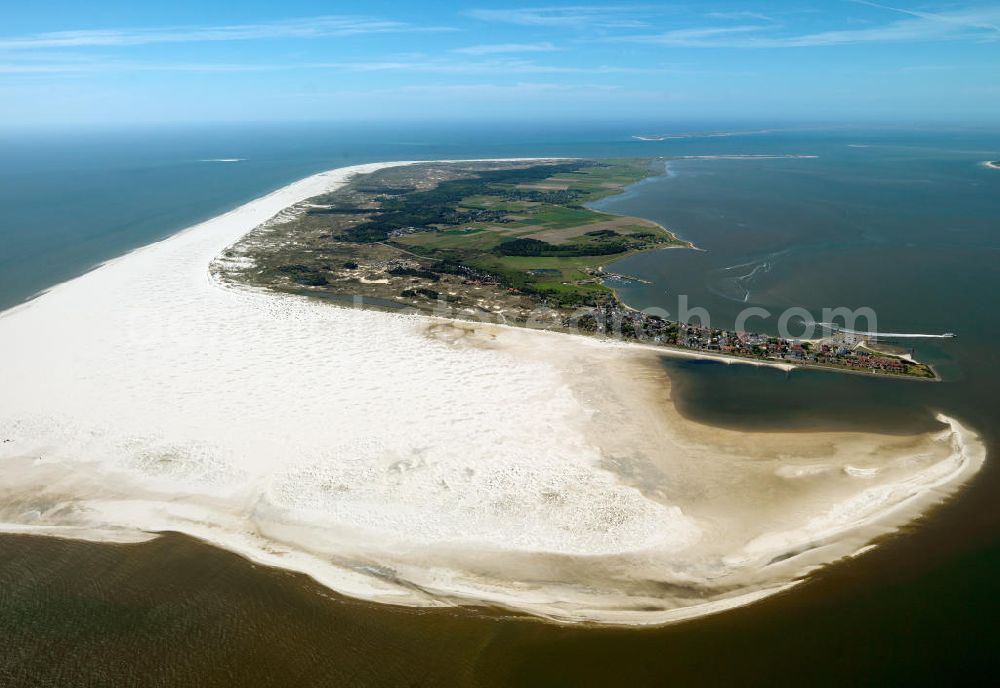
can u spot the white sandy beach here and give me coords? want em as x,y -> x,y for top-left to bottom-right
0,161 -> 987,625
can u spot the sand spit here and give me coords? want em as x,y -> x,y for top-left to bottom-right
0,161 -> 986,625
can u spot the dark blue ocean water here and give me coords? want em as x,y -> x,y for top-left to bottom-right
1,122 -> 999,685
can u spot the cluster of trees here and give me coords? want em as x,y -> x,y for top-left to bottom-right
339,163 -> 587,243
351,185 -> 416,195
401,287 -> 440,300
343,209 -> 493,242
493,237 -> 630,257
524,285 -> 606,308
428,259 -> 500,284
495,189 -> 584,205
388,266 -> 440,282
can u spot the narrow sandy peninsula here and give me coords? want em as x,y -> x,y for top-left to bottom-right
0,161 -> 986,625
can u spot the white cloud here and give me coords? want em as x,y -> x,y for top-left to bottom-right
0,16 -> 453,50
0,56 -> 668,77
625,25 -> 766,47
705,11 -> 775,22
0,61 -> 283,74
466,6 -> 652,29
310,58 -> 661,75
611,5 -> 1000,47
452,42 -> 558,55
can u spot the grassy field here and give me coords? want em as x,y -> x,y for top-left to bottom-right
515,205 -> 610,228
487,254 -> 611,282
381,159 -> 686,305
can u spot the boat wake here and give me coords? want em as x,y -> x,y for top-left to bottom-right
709,250 -> 791,303
813,323 -> 956,338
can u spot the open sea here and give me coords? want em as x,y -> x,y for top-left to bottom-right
1,122 -> 999,686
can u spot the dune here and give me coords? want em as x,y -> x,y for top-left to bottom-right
0,161 -> 986,625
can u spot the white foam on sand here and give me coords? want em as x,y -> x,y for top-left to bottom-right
0,161 -> 987,625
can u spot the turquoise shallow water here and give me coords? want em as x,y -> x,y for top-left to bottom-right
1,123 -> 999,686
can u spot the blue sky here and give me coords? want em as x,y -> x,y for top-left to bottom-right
3,1 -> 999,126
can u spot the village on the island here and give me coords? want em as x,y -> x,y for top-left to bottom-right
570,299 -> 927,376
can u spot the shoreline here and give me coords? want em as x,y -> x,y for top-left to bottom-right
589,160 -> 933,379
235,157 -> 932,380
0,160 -> 986,626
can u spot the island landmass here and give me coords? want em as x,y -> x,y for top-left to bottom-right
0,160 -> 984,628
215,159 -> 935,379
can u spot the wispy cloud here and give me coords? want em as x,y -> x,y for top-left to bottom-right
850,0 -> 1000,31
278,81 -> 627,103
0,61 -> 284,74
311,57 -> 663,75
0,56 -> 670,77
611,5 -> 1000,47
452,42 -> 558,55
466,5 -> 653,29
0,15 -> 453,50
620,24 -> 766,47
705,11 -> 775,22
777,4 -> 1000,46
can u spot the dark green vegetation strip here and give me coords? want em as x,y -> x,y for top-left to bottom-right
332,163 -> 586,243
